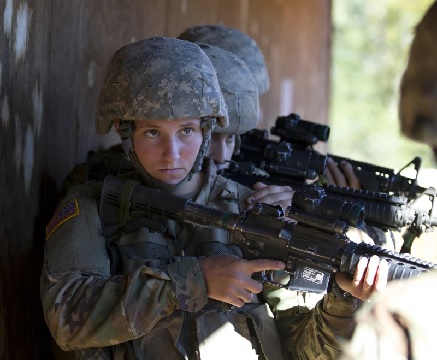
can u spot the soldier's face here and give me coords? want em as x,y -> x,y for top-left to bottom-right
132,119 -> 203,184
208,133 -> 236,170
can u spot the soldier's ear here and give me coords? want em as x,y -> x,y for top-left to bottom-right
113,120 -> 121,135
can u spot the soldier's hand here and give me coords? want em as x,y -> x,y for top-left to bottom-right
345,228 -> 374,245
199,255 -> 285,307
247,182 -> 295,211
325,157 -> 361,189
334,255 -> 388,301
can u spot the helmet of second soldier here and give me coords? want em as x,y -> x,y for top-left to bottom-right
197,43 -> 259,135
178,25 -> 270,96
95,37 -> 229,184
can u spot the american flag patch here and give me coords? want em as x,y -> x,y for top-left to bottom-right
45,199 -> 80,240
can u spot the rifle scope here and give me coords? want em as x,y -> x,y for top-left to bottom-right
261,142 -> 327,179
271,113 -> 330,145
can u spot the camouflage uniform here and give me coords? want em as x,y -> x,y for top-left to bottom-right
340,270 -> 437,360
42,158 -> 362,359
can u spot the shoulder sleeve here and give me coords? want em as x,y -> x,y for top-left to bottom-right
41,188 -> 207,350
264,283 -> 360,360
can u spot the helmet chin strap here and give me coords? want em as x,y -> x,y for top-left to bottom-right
233,134 -> 241,156
118,117 -> 216,193
191,116 -> 216,176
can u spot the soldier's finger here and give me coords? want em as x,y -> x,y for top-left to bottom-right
248,259 -> 285,273
247,186 -> 272,204
327,158 -> 347,186
245,279 -> 263,294
254,193 -> 294,208
353,256 -> 369,286
324,168 -> 335,185
239,289 -> 255,302
374,259 -> 389,292
250,184 -> 293,201
363,255 -> 380,290
339,161 -> 361,189
252,182 -> 268,191
229,296 -> 245,308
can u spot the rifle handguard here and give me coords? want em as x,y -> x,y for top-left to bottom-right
340,242 -> 437,280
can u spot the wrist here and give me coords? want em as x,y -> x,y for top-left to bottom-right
330,278 -> 353,299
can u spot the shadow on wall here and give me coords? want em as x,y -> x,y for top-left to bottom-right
32,171 -> 60,359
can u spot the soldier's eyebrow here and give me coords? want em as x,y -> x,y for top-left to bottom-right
135,122 -> 164,129
135,119 -> 201,129
179,120 -> 201,127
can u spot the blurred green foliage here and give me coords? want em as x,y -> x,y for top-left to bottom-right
330,0 -> 436,169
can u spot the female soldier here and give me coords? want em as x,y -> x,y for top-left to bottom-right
41,37 -> 386,359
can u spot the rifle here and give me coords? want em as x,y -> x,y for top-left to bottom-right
99,175 -> 437,294
239,113 -> 426,199
270,113 -> 330,149
220,161 -> 437,253
86,148 -> 436,253
224,140 -> 328,187
296,184 -> 437,254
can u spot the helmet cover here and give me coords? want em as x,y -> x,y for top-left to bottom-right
96,36 -> 228,134
178,25 -> 270,95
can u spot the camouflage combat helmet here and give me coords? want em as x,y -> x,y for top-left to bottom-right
197,43 -> 259,135
178,25 -> 270,95
95,37 -> 229,190
96,37 -> 228,134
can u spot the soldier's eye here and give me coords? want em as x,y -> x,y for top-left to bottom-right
226,135 -> 236,145
145,129 -> 159,138
182,127 -> 194,136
